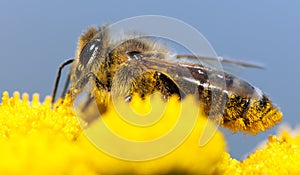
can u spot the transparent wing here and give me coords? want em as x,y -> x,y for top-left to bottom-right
140,50 -> 265,76
173,54 -> 265,76
175,54 -> 265,69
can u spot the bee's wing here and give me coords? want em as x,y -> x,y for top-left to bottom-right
139,57 -> 212,96
175,54 -> 265,69
173,54 -> 265,76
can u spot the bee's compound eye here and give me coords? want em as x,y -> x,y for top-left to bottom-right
79,39 -> 102,68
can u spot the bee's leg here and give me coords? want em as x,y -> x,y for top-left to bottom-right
71,72 -> 108,123
76,72 -> 106,91
81,93 -> 95,112
85,72 -> 106,90
154,71 -> 184,100
71,72 -> 106,101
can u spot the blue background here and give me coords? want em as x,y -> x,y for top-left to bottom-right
1,1 -> 299,160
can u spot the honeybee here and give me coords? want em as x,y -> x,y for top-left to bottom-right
52,25 -> 282,134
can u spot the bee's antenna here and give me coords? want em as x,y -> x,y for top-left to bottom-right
60,72 -> 71,99
51,59 -> 74,104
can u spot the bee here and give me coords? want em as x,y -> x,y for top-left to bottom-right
52,25 -> 282,134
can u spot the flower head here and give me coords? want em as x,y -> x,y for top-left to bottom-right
0,92 -> 226,175
217,126 -> 300,175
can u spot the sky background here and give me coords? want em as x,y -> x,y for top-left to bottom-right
0,1 -> 299,160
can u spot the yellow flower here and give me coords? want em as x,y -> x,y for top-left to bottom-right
3,91 -> 299,175
0,92 -> 226,175
217,126 -> 300,175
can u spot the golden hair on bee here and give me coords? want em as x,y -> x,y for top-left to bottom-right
51,24 -> 282,133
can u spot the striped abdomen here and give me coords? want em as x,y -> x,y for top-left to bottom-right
186,65 -> 282,134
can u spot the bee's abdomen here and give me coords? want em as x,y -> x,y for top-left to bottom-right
195,71 -> 282,134
221,92 -> 282,134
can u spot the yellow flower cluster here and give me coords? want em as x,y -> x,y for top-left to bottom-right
218,129 -> 300,175
0,92 -> 225,175
1,91 -> 299,174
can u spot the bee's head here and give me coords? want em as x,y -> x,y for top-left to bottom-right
72,25 -> 110,82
